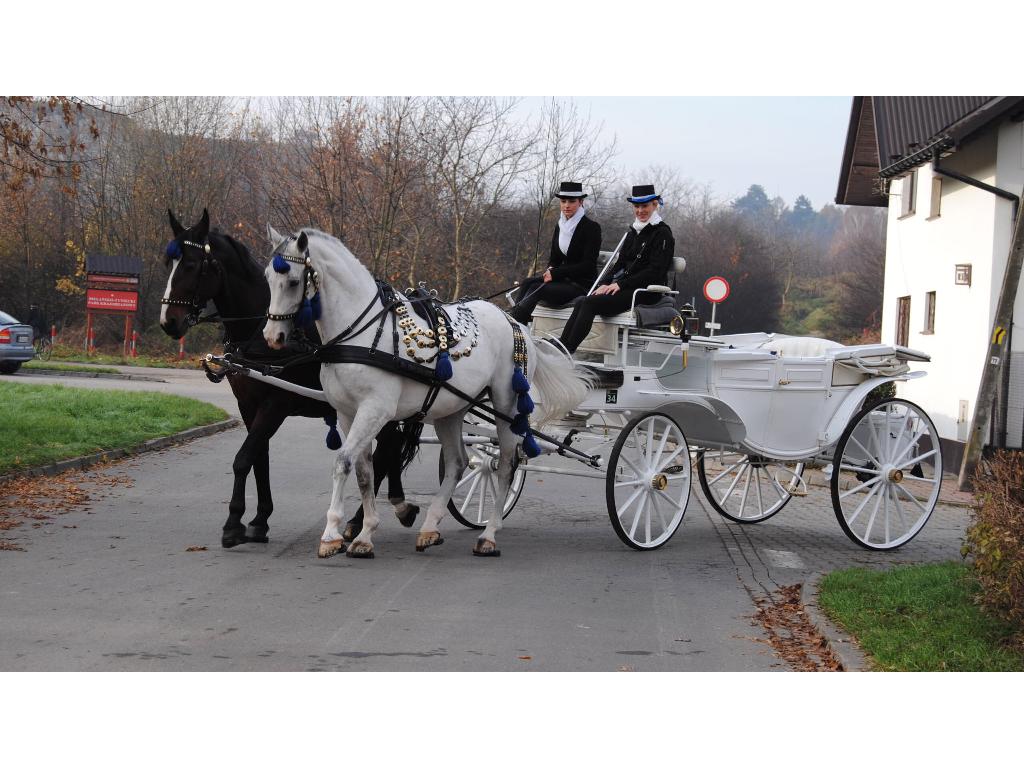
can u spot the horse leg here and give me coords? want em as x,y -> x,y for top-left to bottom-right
474,416 -> 517,558
343,422 -> 419,541
226,407 -> 287,547
319,408 -> 391,559
415,412 -> 467,552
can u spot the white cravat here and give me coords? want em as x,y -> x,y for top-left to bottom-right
558,205 -> 586,255
632,210 -> 663,232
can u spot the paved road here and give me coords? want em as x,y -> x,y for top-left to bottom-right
1,366 -> 972,671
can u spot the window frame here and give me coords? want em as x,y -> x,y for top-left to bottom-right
923,291 -> 936,334
896,295 -> 911,346
899,171 -> 917,219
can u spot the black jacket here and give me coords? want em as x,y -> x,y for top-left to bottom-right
602,221 -> 674,293
548,215 -> 601,285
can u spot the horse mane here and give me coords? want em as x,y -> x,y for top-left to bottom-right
210,230 -> 266,283
304,228 -> 373,282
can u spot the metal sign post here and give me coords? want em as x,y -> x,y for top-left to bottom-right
702,276 -> 730,337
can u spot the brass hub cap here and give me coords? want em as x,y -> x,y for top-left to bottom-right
888,468 -> 904,483
651,474 -> 668,491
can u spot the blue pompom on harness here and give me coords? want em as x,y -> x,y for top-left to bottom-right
508,320 -> 540,458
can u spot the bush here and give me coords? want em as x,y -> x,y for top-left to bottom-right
962,450 -> 1024,647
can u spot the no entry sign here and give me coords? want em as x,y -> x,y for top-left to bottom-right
703,276 -> 730,304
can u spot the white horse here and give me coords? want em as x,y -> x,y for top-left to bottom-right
262,226 -> 592,558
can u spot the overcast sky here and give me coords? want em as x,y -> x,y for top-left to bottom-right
518,97 -> 852,210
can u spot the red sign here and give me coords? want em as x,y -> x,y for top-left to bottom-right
703,276 -> 731,304
87,289 -> 138,312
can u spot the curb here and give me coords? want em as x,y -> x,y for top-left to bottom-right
800,578 -> 870,671
0,418 -> 240,485
17,368 -> 168,383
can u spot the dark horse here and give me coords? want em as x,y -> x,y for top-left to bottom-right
159,209 -> 418,548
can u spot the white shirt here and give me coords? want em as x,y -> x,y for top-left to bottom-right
558,205 -> 586,255
632,210 -> 663,232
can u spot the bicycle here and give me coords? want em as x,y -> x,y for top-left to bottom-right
34,334 -> 52,361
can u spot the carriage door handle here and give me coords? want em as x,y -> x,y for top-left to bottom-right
778,379 -> 792,386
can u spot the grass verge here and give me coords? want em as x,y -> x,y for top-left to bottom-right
818,561 -> 1024,671
0,381 -> 228,474
23,361 -> 121,374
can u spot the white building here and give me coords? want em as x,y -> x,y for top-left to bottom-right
836,96 -> 1024,467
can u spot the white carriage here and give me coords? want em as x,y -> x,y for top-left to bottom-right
444,254 -> 942,552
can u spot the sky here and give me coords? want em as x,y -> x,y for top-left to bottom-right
518,96 -> 853,209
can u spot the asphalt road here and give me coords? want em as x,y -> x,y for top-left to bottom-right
0,365 -> 972,671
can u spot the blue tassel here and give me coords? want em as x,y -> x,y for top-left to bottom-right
435,350 -> 453,381
272,253 -> 291,273
310,292 -> 322,321
510,413 -> 530,436
166,240 -> 181,260
517,391 -> 535,415
512,365 -> 530,393
326,427 -> 342,450
297,297 -> 313,327
522,432 -> 541,458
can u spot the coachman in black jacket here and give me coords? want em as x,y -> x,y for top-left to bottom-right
559,184 -> 675,354
510,181 -> 601,324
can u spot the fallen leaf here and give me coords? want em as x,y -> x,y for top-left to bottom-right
186,546 -> 208,552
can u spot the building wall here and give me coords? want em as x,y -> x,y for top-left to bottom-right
880,132 -> 1000,444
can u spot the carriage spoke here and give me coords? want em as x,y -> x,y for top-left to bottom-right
628,496 -> 647,540
846,481 -> 883,526
894,482 -> 932,515
863,483 -> 885,543
889,430 -> 926,469
895,448 -> 938,472
839,463 -> 880,475
457,473 -> 482,517
717,461 -> 748,505
849,435 -> 876,464
891,484 -> 908,532
737,465 -> 752,519
839,474 -> 883,500
617,452 -> 644,481
616,486 -> 646,521
889,407 -> 911,463
754,467 -> 765,518
651,493 -> 670,532
706,455 -> 749,487
652,425 -> 671,468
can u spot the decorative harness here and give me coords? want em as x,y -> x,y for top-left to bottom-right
162,236 -> 264,330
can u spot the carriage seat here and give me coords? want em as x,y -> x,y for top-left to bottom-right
760,336 -> 844,359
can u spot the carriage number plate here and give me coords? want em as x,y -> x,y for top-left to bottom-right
606,389 -> 618,404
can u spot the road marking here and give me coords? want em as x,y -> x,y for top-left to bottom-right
761,549 -> 805,569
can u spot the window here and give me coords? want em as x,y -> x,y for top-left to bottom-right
928,176 -> 942,219
896,296 -> 911,346
900,171 -> 917,218
923,291 -> 936,334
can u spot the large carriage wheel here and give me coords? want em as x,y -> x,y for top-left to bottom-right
606,411 -> 691,550
697,450 -> 805,524
831,398 -> 942,551
439,444 -> 525,529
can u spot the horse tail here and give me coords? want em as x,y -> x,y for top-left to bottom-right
527,336 -> 595,426
398,419 -> 424,470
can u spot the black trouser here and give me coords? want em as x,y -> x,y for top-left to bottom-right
509,277 -> 586,324
558,290 -> 661,353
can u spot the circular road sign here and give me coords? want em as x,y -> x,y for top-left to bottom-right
703,276 -> 730,304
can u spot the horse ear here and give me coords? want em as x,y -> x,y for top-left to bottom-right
197,208 -> 210,237
267,224 -> 284,246
168,209 -> 184,237
297,231 -> 308,253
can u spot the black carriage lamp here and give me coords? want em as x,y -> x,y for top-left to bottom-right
669,304 -> 701,342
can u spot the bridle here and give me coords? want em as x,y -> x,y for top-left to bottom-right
266,237 -> 321,323
161,237 -> 218,330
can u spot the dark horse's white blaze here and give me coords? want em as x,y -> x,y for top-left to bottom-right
263,226 -> 592,558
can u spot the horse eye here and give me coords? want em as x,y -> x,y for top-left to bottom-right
288,279 -> 301,288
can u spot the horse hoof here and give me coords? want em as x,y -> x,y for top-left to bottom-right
472,539 -> 501,557
396,503 -> 420,528
222,531 -> 249,548
415,531 -> 444,552
318,539 -> 346,558
342,523 -> 360,543
246,525 -> 269,544
345,542 -> 375,559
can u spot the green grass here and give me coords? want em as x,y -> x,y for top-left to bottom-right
23,361 -> 121,374
818,562 -> 1024,671
0,381 -> 229,473
52,351 -> 200,369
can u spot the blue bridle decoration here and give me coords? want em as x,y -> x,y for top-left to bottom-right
508,324 -> 540,458
268,241 -> 321,329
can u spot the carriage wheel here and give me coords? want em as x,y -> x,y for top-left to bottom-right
605,411 -> 691,550
831,398 -> 942,551
439,444 -> 525,529
697,450 -> 805,524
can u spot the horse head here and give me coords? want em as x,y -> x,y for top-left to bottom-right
160,208 -> 221,338
263,227 -> 320,349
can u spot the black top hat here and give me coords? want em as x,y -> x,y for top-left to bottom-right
626,184 -> 662,204
554,181 -> 587,199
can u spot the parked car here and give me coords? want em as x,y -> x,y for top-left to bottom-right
0,310 -> 35,374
